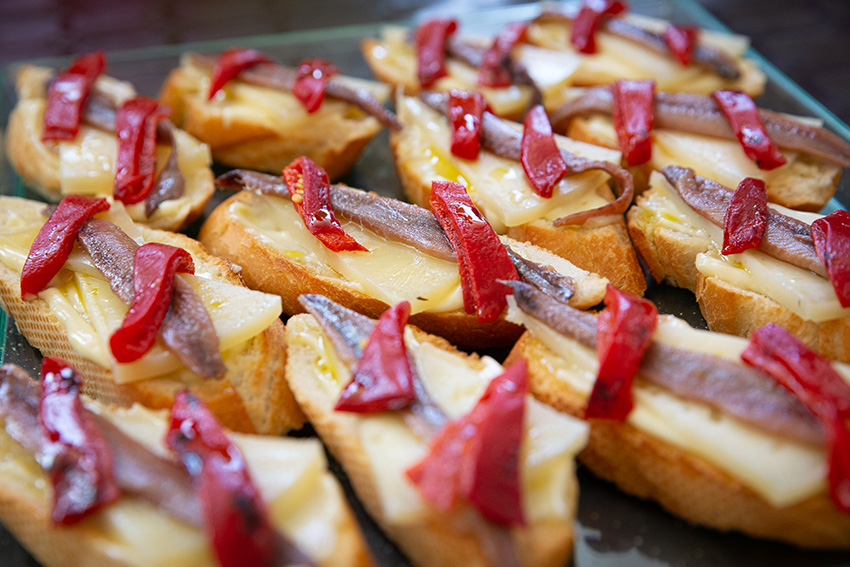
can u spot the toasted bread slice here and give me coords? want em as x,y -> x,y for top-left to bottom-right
391,93 -> 645,295
0,195 -> 303,434
198,187 -> 607,350
504,300 -> 850,549
159,54 -> 387,179
5,65 -> 214,232
284,307 -> 589,567
627,171 -> 850,362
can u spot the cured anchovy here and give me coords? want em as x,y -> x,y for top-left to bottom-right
187,53 -> 400,130
534,10 -> 741,80
419,91 -> 634,226
78,219 -> 226,379
505,246 -> 575,304
662,166 -> 827,277
508,281 -> 823,445
0,365 -> 315,566
551,88 -> 850,167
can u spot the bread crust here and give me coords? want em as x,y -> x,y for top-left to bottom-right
0,197 -> 303,435
284,314 -> 577,567
158,63 -> 383,179
506,331 -> 850,548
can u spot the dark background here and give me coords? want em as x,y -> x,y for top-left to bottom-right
1,0 -> 849,126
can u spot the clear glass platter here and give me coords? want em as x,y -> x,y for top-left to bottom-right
1,1 -> 849,566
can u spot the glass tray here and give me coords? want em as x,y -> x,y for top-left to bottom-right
1,1 -> 849,566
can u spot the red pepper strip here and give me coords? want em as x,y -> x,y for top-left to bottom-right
520,105 -> 568,198
406,360 -> 528,525
42,51 -> 106,142
570,0 -> 629,54
113,97 -> 171,205
712,90 -> 787,170
741,323 -> 850,511
663,24 -> 699,66
448,89 -> 485,160
585,284 -> 658,421
292,58 -> 338,113
166,391 -> 278,567
430,181 -> 519,323
415,18 -> 458,88
811,210 -> 850,308
477,22 -> 528,87
39,357 -> 120,524
20,195 -> 110,301
335,301 -> 417,413
282,156 -> 367,252
722,177 -> 767,255
207,47 -> 273,100
109,243 -> 195,363
611,79 -> 654,167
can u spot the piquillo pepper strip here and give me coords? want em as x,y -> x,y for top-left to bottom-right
570,0 -> 629,54
811,210 -> 850,308
109,243 -> 195,363
292,58 -> 339,113
585,285 -> 658,421
113,97 -> 171,205
663,24 -> 699,66
477,22 -> 528,87
448,89 -> 485,160
42,50 -> 105,141
20,194 -> 110,301
712,89 -> 787,170
741,323 -> 850,512
722,177 -> 767,255
207,47 -> 273,99
520,105 -> 567,198
611,79 -> 654,167
415,18 -> 458,87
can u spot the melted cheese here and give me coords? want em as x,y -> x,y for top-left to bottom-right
506,299 -> 828,507
644,171 -> 850,322
230,192 -> 464,314
396,95 -> 619,230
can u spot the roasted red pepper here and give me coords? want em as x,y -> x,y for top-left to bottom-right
207,47 -> 273,100
113,96 -> 171,205
335,301 -> 417,413
406,360 -> 528,525
109,243 -> 195,363
663,24 -> 699,66
415,18 -> 458,88
292,58 -> 338,113
521,105 -> 568,198
585,284 -> 657,421
20,195 -> 110,301
611,79 -> 654,167
448,89 -> 485,160
811,210 -> 850,308
282,156 -> 367,252
570,0 -> 629,54
39,357 -> 120,524
741,323 -> 850,512
477,22 -> 528,87
722,177 -> 767,255
42,51 -> 105,142
430,180 -> 519,323
712,90 -> 787,170
166,391 -> 278,567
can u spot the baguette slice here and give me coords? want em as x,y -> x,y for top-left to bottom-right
628,170 -> 850,362
5,65 -> 215,232
0,368 -> 371,567
391,93 -> 646,295
284,305 -> 589,567
0,195 -> 303,434
159,53 -> 387,179
199,185 -> 607,350
565,110 -> 841,211
503,295 -> 850,548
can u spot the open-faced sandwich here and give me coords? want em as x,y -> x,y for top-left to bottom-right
390,90 -> 645,295
200,160 -> 607,350
0,360 -> 371,567
628,166 -> 850,363
285,294 -> 590,566
0,194 -> 302,434
6,51 -> 215,232
159,47 -> 398,179
504,280 -> 850,548
552,83 -> 850,211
